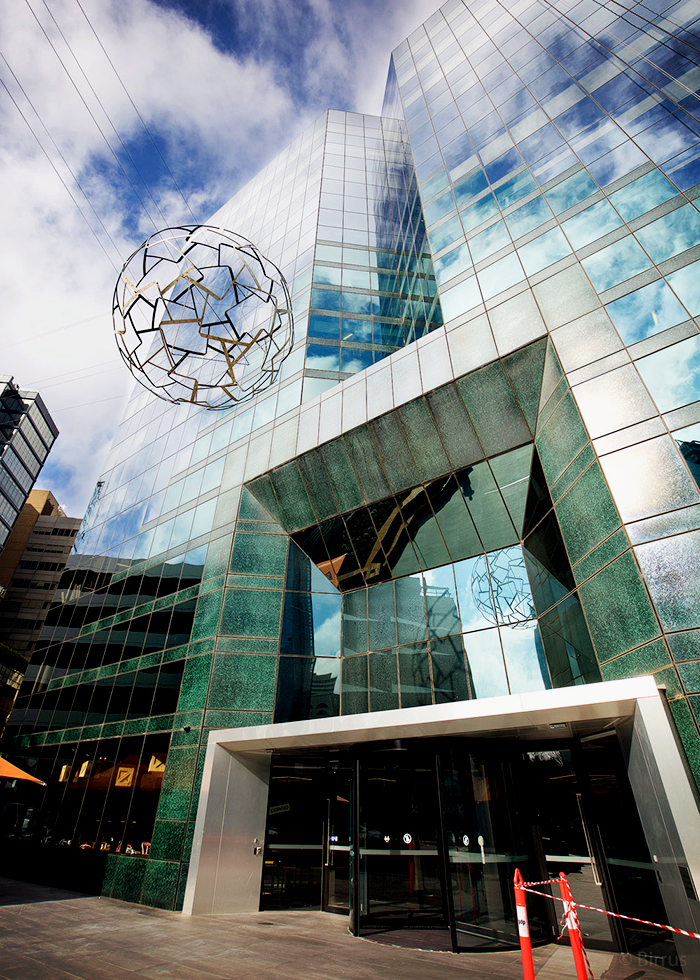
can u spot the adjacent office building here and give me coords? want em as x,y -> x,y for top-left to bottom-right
0,491 -> 79,733
5,0 -> 700,972
0,489 -> 81,659
0,377 -> 57,559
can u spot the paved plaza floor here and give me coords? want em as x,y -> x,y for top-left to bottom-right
0,877 -> 681,980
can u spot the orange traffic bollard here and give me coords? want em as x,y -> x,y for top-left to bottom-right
514,869 -> 536,980
558,872 -> 589,980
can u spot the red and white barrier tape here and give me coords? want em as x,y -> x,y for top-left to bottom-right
521,878 -> 560,888
522,886 -> 700,941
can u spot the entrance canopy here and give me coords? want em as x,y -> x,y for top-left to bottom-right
183,676 -> 700,971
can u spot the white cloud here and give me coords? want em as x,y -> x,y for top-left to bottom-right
0,0 -> 431,517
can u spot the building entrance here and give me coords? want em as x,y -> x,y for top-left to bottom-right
260,733 -> 673,960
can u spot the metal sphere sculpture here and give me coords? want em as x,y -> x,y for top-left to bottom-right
470,549 -> 535,627
113,225 -> 294,409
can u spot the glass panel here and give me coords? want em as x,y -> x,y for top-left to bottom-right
442,743 -> 547,950
359,747 -> 445,929
605,280 -> 688,344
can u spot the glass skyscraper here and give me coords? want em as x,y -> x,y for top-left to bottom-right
5,0 -> 700,968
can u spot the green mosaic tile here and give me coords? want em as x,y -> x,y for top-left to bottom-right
599,638 -> 671,677
538,376 -> 567,430
654,665 -> 683,697
183,821 -> 196,860
578,552 -> 661,661
319,439 -> 364,511
147,714 -> 175,733
220,589 -> 282,638
573,529 -> 629,585
141,859 -> 180,910
101,854 -> 118,897
113,610 -> 132,625
81,725 -> 103,741
233,522 -> 282,535
43,730 -> 62,745
230,532 -> 288,576
162,646 -> 188,663
368,412 -> 421,492
176,655 -> 212,712
174,586 -> 199,604
269,462 -> 316,530
122,719 -> 150,736
536,392 -> 590,486
170,711 -> 205,746
341,654 -> 368,715
192,746 -> 207,804
678,661 -> 700,693
203,709 -> 273,728
150,819 -> 187,861
426,384 -> 484,471
297,448 -> 340,521
368,650 -> 399,712
668,698 -> 700,788
118,658 -> 140,674
636,530 -> 700,632
457,361 -> 531,456
501,339 -> 547,432
101,721 -> 124,738
175,861 -> 189,912
189,637 -> 216,655
60,727 -> 82,742
110,855 -> 147,903
344,426 -> 392,502
550,445 -> 596,503
207,653 -> 277,711
203,534 -> 232,581
156,745 -> 198,821
191,588 -> 223,642
556,463 -> 621,565
199,573 -> 226,593
392,400 -> 448,483
81,668 -> 99,684
241,480 -> 285,524
215,637 -> 279,653
226,574 -> 284,589
154,594 -> 177,612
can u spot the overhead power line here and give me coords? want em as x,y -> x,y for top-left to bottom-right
0,72 -> 121,272
25,359 -> 120,389
51,391 -> 130,413
38,0 -> 172,229
74,0 -> 197,223
4,312 -> 111,350
22,0 -> 162,235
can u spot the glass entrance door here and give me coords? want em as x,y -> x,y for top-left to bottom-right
323,759 -> 352,913
441,743 -> 548,950
357,744 -> 446,930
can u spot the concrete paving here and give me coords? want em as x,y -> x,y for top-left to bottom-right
0,877 -> 681,980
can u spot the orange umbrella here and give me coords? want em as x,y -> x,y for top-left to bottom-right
0,757 -> 46,786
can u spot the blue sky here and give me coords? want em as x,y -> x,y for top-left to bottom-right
0,0 -> 428,516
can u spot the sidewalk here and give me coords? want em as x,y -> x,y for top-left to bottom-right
0,877 -> 680,980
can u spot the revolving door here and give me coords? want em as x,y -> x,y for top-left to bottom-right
353,739 -> 549,950
260,735 -> 672,958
